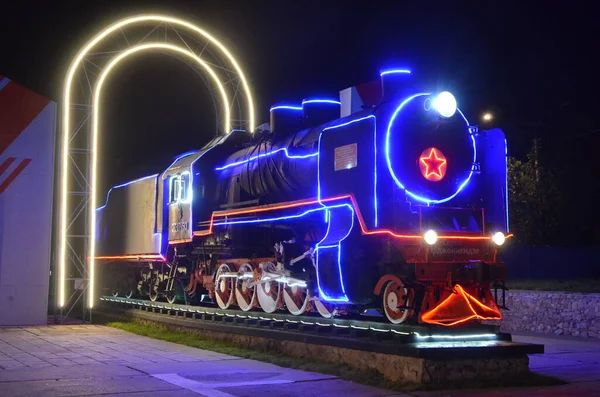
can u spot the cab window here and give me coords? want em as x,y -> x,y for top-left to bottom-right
169,172 -> 191,204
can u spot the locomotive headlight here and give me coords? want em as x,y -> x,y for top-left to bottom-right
432,91 -> 457,118
492,231 -> 506,246
424,229 -> 438,245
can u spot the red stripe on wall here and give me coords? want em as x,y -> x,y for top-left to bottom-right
0,82 -> 50,155
0,158 -> 32,194
0,157 -> 16,175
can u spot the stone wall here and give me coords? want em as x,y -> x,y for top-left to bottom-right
491,290 -> 600,338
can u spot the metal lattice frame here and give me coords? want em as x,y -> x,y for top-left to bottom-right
56,15 -> 255,322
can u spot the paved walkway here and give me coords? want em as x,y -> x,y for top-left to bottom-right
414,332 -> 600,397
0,325 -> 599,396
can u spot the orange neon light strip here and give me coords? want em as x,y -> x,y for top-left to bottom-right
98,194 -> 512,259
169,238 -> 192,245
192,195 -> 347,237
419,284 -> 502,326
94,254 -> 165,261
192,193 -> 513,242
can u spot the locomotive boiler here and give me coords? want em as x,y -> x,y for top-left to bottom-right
96,68 -> 511,325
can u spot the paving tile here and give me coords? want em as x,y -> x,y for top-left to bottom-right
23,363 -> 54,369
0,375 -> 182,397
412,381 -> 600,397
4,324 -> 600,396
0,364 -> 27,370
84,390 -> 201,397
0,363 -> 143,382
220,378 -> 407,397
528,355 -> 586,369
44,359 -> 76,367
534,364 -> 600,383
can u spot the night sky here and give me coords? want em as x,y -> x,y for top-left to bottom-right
2,1 -> 599,243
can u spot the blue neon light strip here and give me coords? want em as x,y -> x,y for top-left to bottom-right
380,69 -> 412,77
301,99 -> 341,106
315,246 -> 348,302
316,115 -> 373,302
172,150 -> 198,161
163,129 -> 240,244
373,117 -> 378,227
505,138 -> 509,233
385,93 -> 476,204
313,204 -> 355,301
162,129 -> 245,177
215,147 -> 318,171
0,77 -> 10,91
96,174 -> 158,211
270,105 -> 302,111
184,129 -> 240,241
209,197 -> 354,302
318,115 -> 378,226
212,203 -> 348,227
168,171 -> 192,204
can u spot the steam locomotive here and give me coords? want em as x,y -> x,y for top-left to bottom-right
96,69 -> 510,325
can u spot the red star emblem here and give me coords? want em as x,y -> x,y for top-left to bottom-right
419,147 -> 447,182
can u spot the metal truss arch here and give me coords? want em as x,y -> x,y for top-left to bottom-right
56,15 -> 257,320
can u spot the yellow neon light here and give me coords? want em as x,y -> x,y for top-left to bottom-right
87,43 -> 232,308
59,15 -> 254,308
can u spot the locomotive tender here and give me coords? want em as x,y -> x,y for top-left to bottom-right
96,69 -> 511,325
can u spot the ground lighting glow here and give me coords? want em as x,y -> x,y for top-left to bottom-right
59,15 -> 255,309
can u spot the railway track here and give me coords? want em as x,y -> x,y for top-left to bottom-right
99,296 -> 542,359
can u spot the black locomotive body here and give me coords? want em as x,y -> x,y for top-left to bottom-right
96,70 -> 510,325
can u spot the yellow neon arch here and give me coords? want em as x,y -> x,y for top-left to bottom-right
58,15 -> 255,308
86,43 -> 232,308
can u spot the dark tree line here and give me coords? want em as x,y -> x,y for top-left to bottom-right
508,139 -> 562,245
507,136 -> 599,247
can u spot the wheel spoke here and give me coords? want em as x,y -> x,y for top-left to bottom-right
235,263 -> 256,311
215,263 -> 234,309
284,285 -> 311,315
383,280 -> 414,324
256,262 -> 281,313
314,297 -> 336,318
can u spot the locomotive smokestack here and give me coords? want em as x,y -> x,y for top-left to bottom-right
302,98 -> 341,128
380,69 -> 412,100
269,104 -> 303,137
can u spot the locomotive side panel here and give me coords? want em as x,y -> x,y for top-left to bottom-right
212,130 -> 321,208
96,175 -> 161,257
318,112 -> 377,228
477,127 -> 509,234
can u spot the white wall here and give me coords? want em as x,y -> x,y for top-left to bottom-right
0,91 -> 55,325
